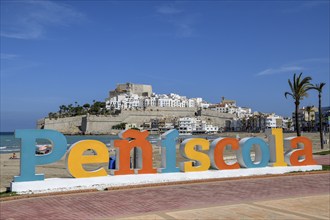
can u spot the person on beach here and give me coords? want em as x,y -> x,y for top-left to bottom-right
9,153 -> 17,159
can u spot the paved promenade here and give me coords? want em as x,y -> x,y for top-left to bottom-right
314,154 -> 330,165
1,172 -> 329,219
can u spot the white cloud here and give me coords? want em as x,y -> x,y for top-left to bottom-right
256,57 -> 329,76
282,1 -> 329,13
289,58 -> 330,65
257,66 -> 305,76
156,5 -> 182,15
0,53 -> 19,60
0,62 -> 41,78
155,5 -> 199,38
1,0 -> 84,40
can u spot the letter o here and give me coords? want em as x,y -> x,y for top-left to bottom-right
237,137 -> 270,168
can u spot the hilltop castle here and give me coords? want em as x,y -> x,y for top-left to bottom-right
37,83 -> 293,135
106,82 -> 208,110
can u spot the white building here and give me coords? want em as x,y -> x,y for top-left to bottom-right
265,114 -> 283,128
236,107 -> 252,118
178,117 -> 218,134
204,124 -> 219,133
211,104 -> 251,119
282,117 -> 294,131
106,93 -> 140,110
178,117 -> 195,134
107,91 -> 207,110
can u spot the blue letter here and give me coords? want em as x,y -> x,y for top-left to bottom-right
236,137 -> 270,168
158,129 -> 180,173
14,129 -> 67,182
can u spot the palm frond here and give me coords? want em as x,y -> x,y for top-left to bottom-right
312,82 -> 326,93
288,79 -> 294,92
284,92 -> 294,99
285,73 -> 313,101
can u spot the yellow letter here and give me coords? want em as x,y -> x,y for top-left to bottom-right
179,138 -> 210,172
270,128 -> 287,167
66,140 -> 109,178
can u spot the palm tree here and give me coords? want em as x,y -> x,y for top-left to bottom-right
311,114 -> 315,131
48,112 -> 54,119
286,120 -> 292,131
306,106 -> 312,132
83,103 -> 90,114
311,82 -> 326,149
284,73 -> 313,136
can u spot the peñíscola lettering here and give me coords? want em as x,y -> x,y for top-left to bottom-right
13,128 -> 317,182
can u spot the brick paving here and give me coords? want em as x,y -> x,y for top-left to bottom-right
315,154 -> 330,165
1,172 -> 329,220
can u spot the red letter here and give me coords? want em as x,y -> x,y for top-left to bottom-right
113,129 -> 157,175
209,138 -> 240,170
285,137 -> 317,166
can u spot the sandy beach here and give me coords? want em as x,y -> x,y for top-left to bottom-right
1,132 -> 329,193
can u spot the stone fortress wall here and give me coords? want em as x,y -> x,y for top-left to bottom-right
40,116 -> 83,135
38,107 -> 234,135
37,83 -> 234,134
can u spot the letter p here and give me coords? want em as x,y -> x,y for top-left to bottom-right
14,129 -> 67,182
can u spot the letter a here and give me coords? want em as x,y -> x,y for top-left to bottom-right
285,137 -> 317,166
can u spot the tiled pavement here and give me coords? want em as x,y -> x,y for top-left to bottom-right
117,195 -> 329,220
1,172 -> 329,219
314,154 -> 330,165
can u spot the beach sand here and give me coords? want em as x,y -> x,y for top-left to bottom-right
1,132 -> 329,193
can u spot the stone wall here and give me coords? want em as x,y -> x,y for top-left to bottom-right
40,108 -> 234,135
110,83 -> 153,98
43,116 -> 84,135
201,109 -> 233,128
83,107 -> 198,134
37,118 -> 45,129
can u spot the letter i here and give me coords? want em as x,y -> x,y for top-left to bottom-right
158,129 -> 180,173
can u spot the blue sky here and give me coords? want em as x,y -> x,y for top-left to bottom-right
1,0 -> 329,131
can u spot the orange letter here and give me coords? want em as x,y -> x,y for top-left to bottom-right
113,129 -> 157,175
285,137 -> 317,166
209,138 -> 240,170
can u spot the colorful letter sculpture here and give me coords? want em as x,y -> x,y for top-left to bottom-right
179,138 -> 210,172
284,137 -> 317,166
236,137 -> 270,168
66,140 -> 109,178
158,129 -> 180,173
13,128 -> 318,182
209,138 -> 240,170
14,129 -> 67,181
113,129 -> 157,175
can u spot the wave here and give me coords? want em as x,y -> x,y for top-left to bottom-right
0,145 -> 20,151
0,148 -> 20,153
36,144 -> 49,148
0,146 -> 19,149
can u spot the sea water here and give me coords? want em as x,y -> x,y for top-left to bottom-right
0,132 -> 220,154
0,132 -> 164,154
